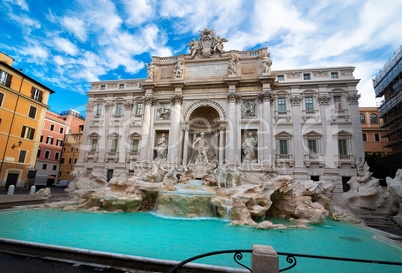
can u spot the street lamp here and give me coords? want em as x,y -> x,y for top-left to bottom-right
11,140 -> 22,149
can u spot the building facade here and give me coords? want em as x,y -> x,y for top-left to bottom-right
59,110 -> 85,181
373,45 -> 402,173
0,52 -> 54,189
35,111 -> 67,185
76,29 -> 364,193
360,107 -> 389,156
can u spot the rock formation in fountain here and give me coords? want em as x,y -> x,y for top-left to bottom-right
333,164 -> 402,225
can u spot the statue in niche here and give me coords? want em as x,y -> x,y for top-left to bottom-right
154,134 -> 168,160
187,38 -> 200,58
174,59 -> 184,79
157,105 -> 170,119
145,62 -> 155,81
261,54 -> 272,74
242,101 -> 256,117
192,132 -> 209,165
242,133 -> 257,162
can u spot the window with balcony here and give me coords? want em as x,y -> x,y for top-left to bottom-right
308,139 -> 317,154
115,103 -> 123,115
370,113 -> 378,124
334,96 -> 342,110
0,70 -> 12,87
110,139 -> 118,152
279,139 -> 288,154
305,97 -> 314,110
96,104 -> 103,115
360,113 -> 366,124
277,98 -> 286,112
338,139 -> 348,155
21,126 -> 35,140
136,103 -> 143,115
90,139 -> 98,152
132,139 -> 139,153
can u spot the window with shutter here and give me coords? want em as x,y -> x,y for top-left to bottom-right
18,150 -> 27,163
0,70 -> 11,86
0,92 -> 4,107
28,106 -> 37,118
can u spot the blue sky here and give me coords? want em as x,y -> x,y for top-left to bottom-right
0,0 -> 401,115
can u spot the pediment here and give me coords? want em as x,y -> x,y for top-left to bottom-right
333,130 -> 352,136
275,131 -> 292,138
303,130 -> 322,137
88,132 -> 100,138
129,132 -> 142,138
108,132 -> 121,138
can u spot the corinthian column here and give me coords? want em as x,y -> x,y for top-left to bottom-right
168,95 -> 183,163
258,91 -> 273,165
227,93 -> 240,163
182,123 -> 190,165
139,96 -> 155,161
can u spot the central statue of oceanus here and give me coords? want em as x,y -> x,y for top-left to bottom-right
187,28 -> 228,58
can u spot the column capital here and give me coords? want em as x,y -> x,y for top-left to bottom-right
318,95 -> 331,105
258,92 -> 273,104
171,95 -> 183,105
144,96 -> 156,106
347,94 -> 360,105
290,95 -> 302,106
227,93 -> 241,103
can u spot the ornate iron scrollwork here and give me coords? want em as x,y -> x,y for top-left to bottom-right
279,255 -> 297,272
234,251 -> 252,272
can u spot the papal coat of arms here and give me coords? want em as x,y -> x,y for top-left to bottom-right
187,28 -> 228,58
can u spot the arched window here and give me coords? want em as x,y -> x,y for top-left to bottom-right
370,113 -> 378,124
360,113 -> 366,124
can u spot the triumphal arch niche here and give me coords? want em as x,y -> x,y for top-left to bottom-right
83,27 -> 363,185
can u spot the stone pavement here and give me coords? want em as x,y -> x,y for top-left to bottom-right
0,251 -> 125,273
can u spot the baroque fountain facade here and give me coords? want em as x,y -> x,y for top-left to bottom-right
63,29 -> 402,228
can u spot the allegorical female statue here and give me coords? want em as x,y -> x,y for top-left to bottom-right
154,133 -> 168,160
242,133 -> 257,162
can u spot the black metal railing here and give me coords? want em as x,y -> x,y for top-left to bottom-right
167,249 -> 252,273
277,252 -> 402,272
168,249 -> 402,273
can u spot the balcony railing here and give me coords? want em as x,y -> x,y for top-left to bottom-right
304,154 -> 324,167
335,154 -> 355,167
84,151 -> 98,162
275,154 -> 294,167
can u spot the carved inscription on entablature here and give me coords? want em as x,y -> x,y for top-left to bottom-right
242,63 -> 256,74
160,68 -> 173,79
237,86 -> 262,92
184,88 -> 227,94
185,64 -> 228,78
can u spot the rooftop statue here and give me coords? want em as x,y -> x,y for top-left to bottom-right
187,28 -> 228,58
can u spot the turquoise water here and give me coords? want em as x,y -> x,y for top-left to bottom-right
0,209 -> 401,273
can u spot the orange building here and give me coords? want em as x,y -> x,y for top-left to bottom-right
360,107 -> 390,156
0,52 -> 54,189
58,110 -> 85,182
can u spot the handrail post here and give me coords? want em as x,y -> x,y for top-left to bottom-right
252,245 -> 279,273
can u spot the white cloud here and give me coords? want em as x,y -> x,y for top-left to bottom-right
8,14 -> 40,34
62,17 -> 87,42
122,0 -> 154,26
5,0 -> 29,11
54,37 -> 79,56
23,45 -> 48,60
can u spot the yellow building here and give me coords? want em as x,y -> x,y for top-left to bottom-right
59,128 -> 84,181
0,52 -> 54,189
